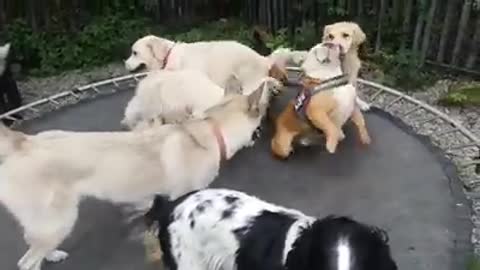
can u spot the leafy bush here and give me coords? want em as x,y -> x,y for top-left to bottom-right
439,85 -> 480,107
6,14 -> 153,76
367,50 -> 438,91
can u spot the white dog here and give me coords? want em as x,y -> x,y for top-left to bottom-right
121,69 -> 226,129
0,78 -> 277,270
124,35 -> 287,94
121,69 -> 282,130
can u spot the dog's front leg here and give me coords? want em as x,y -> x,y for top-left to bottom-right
307,110 -> 341,154
351,107 -> 371,145
356,96 -> 371,111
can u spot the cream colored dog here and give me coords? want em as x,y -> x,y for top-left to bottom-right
124,35 -> 287,94
0,78 -> 277,270
121,69 -> 282,130
121,69 -> 226,129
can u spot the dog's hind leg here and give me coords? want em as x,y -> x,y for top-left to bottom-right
17,194 -> 79,270
350,107 -> 371,145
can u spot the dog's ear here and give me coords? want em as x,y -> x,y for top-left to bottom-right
0,43 -> 11,58
351,24 -> 366,47
322,25 -> 333,41
247,81 -> 267,116
268,63 -> 287,83
147,37 -> 168,62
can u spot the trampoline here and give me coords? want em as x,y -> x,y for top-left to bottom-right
0,70 -> 477,270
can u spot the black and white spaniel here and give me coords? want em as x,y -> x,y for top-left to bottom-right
145,188 -> 398,270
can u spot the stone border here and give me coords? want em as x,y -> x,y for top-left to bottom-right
1,68 -> 479,257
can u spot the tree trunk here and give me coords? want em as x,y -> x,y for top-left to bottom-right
375,0 -> 387,53
0,0 -> 4,31
466,15 -> 480,69
436,0 -> 458,62
400,0 -> 414,50
357,0 -> 363,16
419,0 -> 438,66
26,0 -> 38,32
412,1 -> 426,54
392,0 -> 402,25
451,0 -> 472,65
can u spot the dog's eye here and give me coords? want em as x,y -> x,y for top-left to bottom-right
133,51 -> 138,56
327,34 -> 334,40
342,33 -> 350,38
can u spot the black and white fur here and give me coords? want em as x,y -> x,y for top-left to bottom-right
0,43 -> 22,125
145,188 -> 398,270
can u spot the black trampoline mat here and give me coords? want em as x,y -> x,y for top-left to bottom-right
0,85 -> 472,270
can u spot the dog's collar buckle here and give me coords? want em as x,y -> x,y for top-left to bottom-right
207,118 -> 227,161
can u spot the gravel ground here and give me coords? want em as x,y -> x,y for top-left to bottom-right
13,64 -> 480,255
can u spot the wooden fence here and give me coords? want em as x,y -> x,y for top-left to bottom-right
244,0 -> 480,74
1,0 -> 479,74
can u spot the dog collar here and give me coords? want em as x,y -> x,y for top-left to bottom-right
207,118 -> 227,161
161,43 -> 175,69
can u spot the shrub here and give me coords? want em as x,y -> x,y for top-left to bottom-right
6,14 -> 153,76
367,50 -> 438,91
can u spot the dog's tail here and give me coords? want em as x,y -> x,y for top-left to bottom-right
0,123 -> 26,161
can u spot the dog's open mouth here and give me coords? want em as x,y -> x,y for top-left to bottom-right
130,63 -> 147,73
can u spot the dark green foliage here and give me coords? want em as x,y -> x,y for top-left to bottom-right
6,14 -> 153,76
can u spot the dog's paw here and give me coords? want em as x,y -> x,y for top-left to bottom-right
356,98 -> 371,112
326,138 -> 338,154
360,133 -> 371,145
46,250 -> 69,263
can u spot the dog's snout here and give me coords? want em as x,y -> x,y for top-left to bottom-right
323,42 -> 335,48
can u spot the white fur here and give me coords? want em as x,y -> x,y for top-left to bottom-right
0,81 -> 274,270
337,240 -> 352,270
282,218 -> 314,264
121,69 -> 225,129
125,35 -> 283,94
0,43 -> 10,75
166,189 -> 311,270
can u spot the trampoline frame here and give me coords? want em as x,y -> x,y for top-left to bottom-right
0,66 -> 478,260
3,68 -> 477,168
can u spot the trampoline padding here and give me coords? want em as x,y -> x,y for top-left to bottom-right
0,86 -> 471,270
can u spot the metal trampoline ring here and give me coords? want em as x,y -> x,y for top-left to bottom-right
1,67 -> 478,168
0,66 -> 478,269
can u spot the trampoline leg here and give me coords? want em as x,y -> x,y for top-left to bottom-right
350,107 -> 371,145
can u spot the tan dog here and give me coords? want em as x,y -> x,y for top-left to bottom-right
271,43 -> 371,159
323,21 -> 366,83
322,21 -> 370,111
0,78 -> 278,270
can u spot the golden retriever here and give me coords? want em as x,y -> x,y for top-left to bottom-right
0,78 -> 279,270
124,35 -> 287,94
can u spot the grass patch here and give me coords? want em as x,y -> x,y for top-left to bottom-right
467,256 -> 480,270
439,85 -> 480,107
